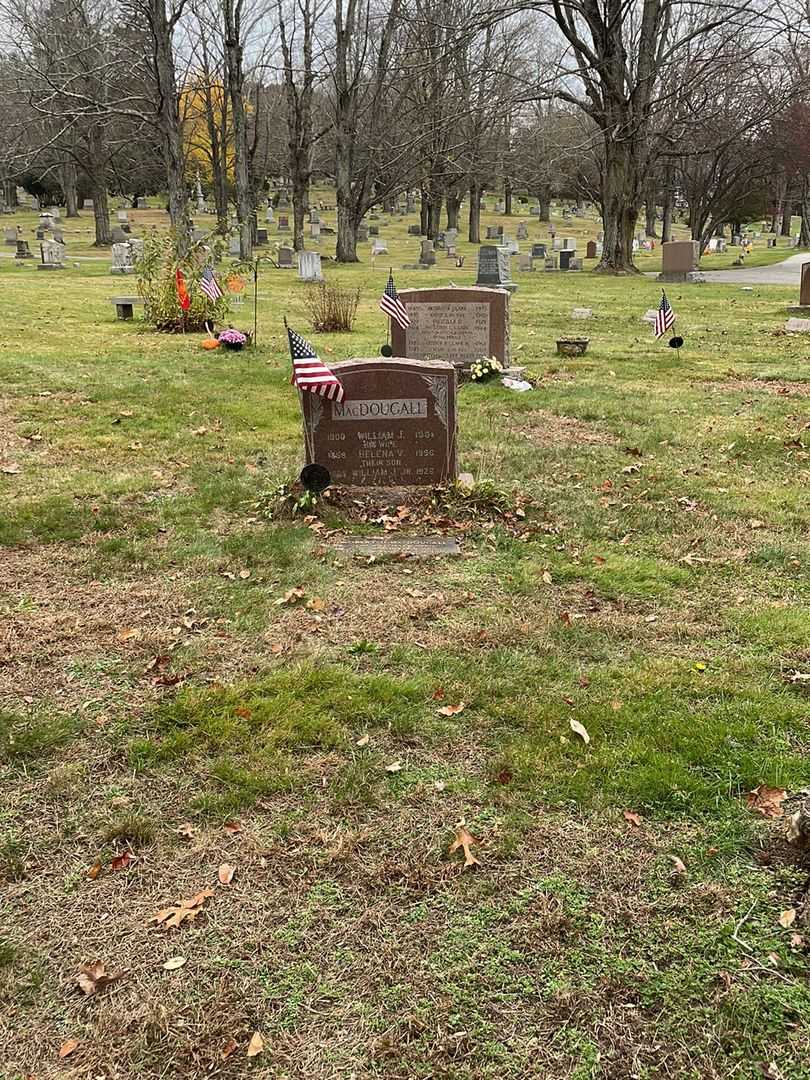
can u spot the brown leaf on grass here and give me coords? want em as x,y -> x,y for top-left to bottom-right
150,887 -> 214,930
559,610 -> 572,626
116,628 -> 140,643
745,785 -> 787,818
355,734 -> 370,747
437,702 -> 465,716
306,596 -> 326,611
569,718 -> 590,744
623,810 -> 642,827
223,820 -> 243,834
86,861 -> 102,880
385,760 -> 403,773
110,851 -> 135,871
218,863 -> 235,886
234,706 -> 252,720
221,1038 -> 238,1061
432,687 -> 445,700
449,821 -> 481,869
177,823 -> 195,840
541,570 -> 553,585
77,961 -> 125,996
58,1038 -> 79,1059
246,1031 -> 264,1057
275,586 -> 306,606
779,908 -> 797,929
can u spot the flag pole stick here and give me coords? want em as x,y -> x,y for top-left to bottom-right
253,259 -> 259,346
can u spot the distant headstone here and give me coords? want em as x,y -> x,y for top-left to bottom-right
531,242 -> 547,258
357,222 -> 369,242
659,240 -> 700,283
310,222 -> 321,241
495,200 -> 505,213
517,253 -> 533,272
476,245 -> 516,293
559,249 -> 573,271
368,225 -> 379,237
309,210 -> 320,224
256,227 -> 268,245
37,239 -> 65,269
371,238 -> 388,256
15,239 -> 33,259
278,246 -> 294,268
529,205 -> 540,216
516,222 -> 528,240
229,233 -> 240,256
408,224 -> 421,236
110,226 -> 128,244
265,206 -> 274,223
298,250 -> 323,281
117,210 -> 129,224
544,256 -> 558,271
128,238 -> 145,263
586,240 -> 597,259
110,243 -> 134,274
135,198 -> 147,209
569,257 -> 583,271
562,238 -> 576,250
572,307 -> 592,319
4,226 -> 17,245
785,317 -> 810,332
485,226 -> 500,240
390,286 -> 511,369
767,236 -> 777,248
300,358 -> 457,486
419,239 -> 436,267
499,236 -> 519,256
787,261 -> 810,313
278,215 -> 290,232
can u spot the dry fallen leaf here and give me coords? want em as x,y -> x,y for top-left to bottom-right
86,861 -> 102,880
177,823 -> 195,840
779,908 -> 797,929
58,1038 -> 79,1059
77,961 -> 125,996
437,702 -> 465,716
221,1038 -> 238,1061
668,855 -> 687,877
623,810 -> 642,827
356,734 -> 370,747
449,821 -> 481,869
110,851 -> 135,871
569,718 -> 591,744
1,463 -> 21,475
385,760 -> 403,773
275,586 -> 306,606
223,820 -> 243,834
246,1031 -> 264,1058
745,785 -> 787,819
218,863 -> 235,886
541,570 -> 553,585
238,569 -> 251,579
306,596 -> 326,611
150,887 -> 214,930
162,956 -> 187,971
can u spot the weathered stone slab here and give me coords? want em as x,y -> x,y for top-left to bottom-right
330,535 -> 461,557
390,286 -> 510,368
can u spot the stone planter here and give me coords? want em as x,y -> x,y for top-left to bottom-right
556,337 -> 589,357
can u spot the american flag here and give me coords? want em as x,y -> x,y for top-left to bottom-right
200,267 -> 223,302
379,269 -> 410,329
654,290 -> 676,338
287,326 -> 344,402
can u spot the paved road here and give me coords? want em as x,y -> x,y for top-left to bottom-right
693,252 -> 809,285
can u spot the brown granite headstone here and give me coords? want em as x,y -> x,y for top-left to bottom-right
389,286 -> 510,368
300,358 -> 457,487
801,261 -> 810,306
659,240 -> 700,281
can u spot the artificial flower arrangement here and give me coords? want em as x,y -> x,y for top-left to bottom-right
218,328 -> 248,351
469,356 -> 503,383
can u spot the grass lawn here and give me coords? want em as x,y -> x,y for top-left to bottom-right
1,199 -> 809,1079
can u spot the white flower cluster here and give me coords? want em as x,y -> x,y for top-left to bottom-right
470,356 -> 504,382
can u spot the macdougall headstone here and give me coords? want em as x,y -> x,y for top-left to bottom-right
298,250 -> 323,281
476,245 -> 516,293
300,358 -> 457,487
659,240 -> 700,282
390,286 -> 510,368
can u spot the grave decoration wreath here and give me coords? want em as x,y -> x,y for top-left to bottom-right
469,356 -> 503,383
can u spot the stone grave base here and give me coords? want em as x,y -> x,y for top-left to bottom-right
36,265 -> 65,271
658,271 -> 705,284
786,306 -> 810,315
330,535 -> 461,558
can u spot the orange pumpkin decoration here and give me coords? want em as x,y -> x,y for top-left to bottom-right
201,338 -> 220,350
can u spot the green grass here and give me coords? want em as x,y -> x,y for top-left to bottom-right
1,196 -> 809,1078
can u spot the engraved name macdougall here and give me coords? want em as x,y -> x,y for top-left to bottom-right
332,398 -> 427,420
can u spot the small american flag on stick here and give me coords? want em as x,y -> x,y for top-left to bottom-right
379,269 -> 410,329
200,266 -> 223,302
654,290 -> 676,338
287,325 -> 344,402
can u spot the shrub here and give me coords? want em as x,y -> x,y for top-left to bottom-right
303,281 -> 360,332
137,230 -> 231,333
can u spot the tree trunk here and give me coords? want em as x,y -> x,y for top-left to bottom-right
468,181 -> 480,243
85,127 -> 111,246
781,196 -> 793,237
504,176 -> 512,216
335,127 -> 358,262
223,3 -> 253,262
537,192 -> 550,221
446,193 -> 460,230
800,175 -> 810,247
428,195 -> 442,239
291,172 -> 308,252
61,162 -> 79,217
420,189 -> 429,235
147,0 -> 190,256
644,179 -> 657,237
3,180 -> 17,207
596,142 -> 639,273
91,185 -> 111,245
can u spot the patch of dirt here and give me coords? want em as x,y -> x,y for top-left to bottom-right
697,378 -> 810,398
518,409 -> 617,447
